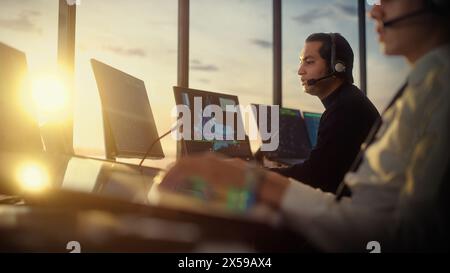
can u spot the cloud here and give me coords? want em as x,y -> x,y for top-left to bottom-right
292,2 -> 357,25
198,78 -> 211,84
103,46 -> 147,57
190,64 -> 219,72
147,19 -> 175,27
250,38 -> 272,49
190,59 -> 218,72
0,10 -> 42,34
292,8 -> 330,24
335,2 -> 358,17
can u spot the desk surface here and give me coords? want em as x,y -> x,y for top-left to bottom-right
0,151 -> 309,252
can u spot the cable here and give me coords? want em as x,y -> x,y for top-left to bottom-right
138,119 -> 182,168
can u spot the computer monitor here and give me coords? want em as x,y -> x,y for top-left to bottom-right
303,111 -> 322,148
91,59 -> 164,160
173,86 -> 253,160
0,42 -> 43,153
252,104 -> 311,159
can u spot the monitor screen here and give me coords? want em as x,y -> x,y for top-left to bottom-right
303,112 -> 322,148
173,87 -> 253,159
0,42 -> 43,153
278,107 -> 311,158
252,104 -> 310,159
91,59 -> 164,159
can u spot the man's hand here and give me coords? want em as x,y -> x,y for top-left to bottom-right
160,153 -> 291,209
160,153 -> 250,201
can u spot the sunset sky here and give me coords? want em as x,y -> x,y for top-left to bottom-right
0,0 -> 409,160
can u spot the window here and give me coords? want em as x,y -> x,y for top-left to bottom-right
0,0 -> 59,124
74,0 -> 178,159
190,0 -> 272,152
190,0 -> 272,107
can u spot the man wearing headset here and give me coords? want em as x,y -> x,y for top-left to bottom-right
266,33 -> 380,195
161,0 -> 449,251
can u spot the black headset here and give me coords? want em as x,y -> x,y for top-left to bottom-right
329,33 -> 346,75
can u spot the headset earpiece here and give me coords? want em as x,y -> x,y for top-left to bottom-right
334,62 -> 346,73
329,33 -> 346,74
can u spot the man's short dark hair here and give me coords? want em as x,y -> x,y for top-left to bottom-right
305,33 -> 354,84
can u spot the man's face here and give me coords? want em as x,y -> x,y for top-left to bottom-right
298,41 -> 330,96
370,0 -> 428,56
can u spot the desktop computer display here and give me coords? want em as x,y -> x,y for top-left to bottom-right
303,111 -> 322,148
278,108 -> 311,158
173,87 -> 253,160
0,42 -> 43,153
252,104 -> 310,160
91,59 -> 164,160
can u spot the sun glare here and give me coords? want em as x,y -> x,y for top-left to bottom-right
17,162 -> 50,193
31,75 -> 69,124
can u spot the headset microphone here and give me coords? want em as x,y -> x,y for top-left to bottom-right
382,8 -> 428,28
383,0 -> 449,28
307,73 -> 335,86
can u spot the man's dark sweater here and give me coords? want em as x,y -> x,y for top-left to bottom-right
276,82 -> 380,193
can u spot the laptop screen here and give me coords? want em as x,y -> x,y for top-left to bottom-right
91,59 -> 164,159
173,87 -> 253,160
